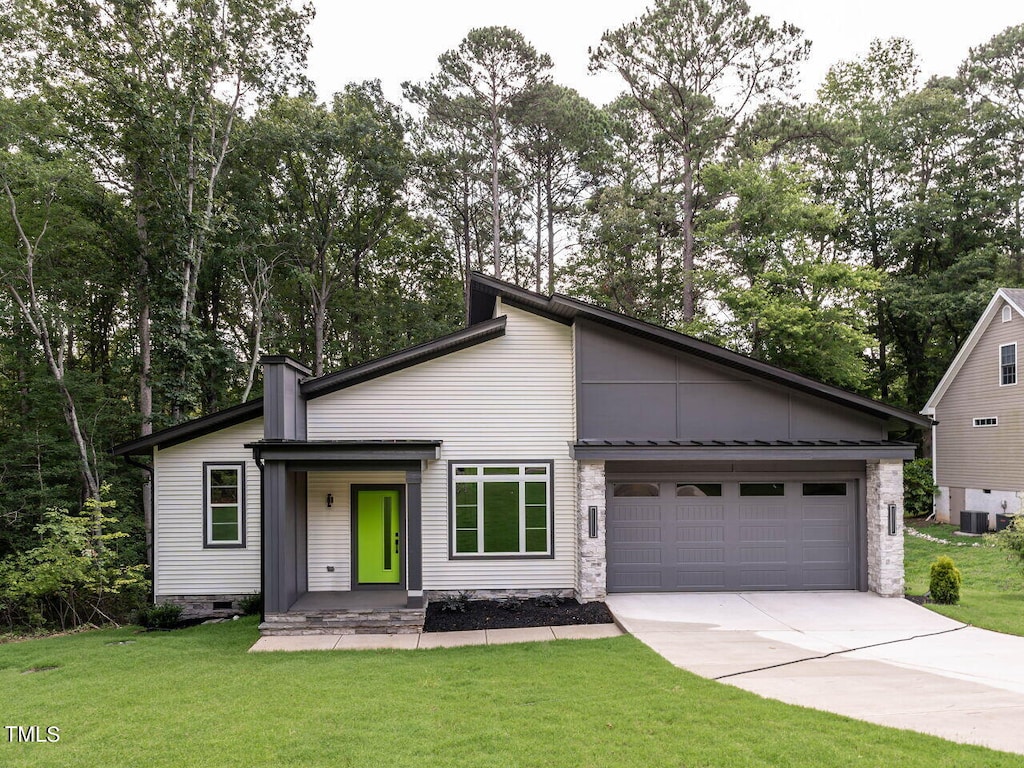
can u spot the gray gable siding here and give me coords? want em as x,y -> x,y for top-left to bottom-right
933,299 -> 1024,490
577,321 -> 885,441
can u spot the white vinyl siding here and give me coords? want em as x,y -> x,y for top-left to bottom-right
306,471 -> 405,591
307,303 -> 576,592
153,419 -> 263,598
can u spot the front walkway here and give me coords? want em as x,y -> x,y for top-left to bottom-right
606,592 -> 1024,755
250,623 -> 621,652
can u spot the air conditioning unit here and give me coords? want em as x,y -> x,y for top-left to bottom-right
960,510 -> 989,535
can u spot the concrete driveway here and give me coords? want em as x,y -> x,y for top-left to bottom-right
606,592 -> 1024,755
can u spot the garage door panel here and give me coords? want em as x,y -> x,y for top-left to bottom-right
676,547 -> 724,564
607,479 -> 858,592
738,568 -> 788,589
609,547 -> 662,565
738,545 -> 787,564
676,570 -> 726,589
676,504 -> 725,521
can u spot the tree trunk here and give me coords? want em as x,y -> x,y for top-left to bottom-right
534,173 -> 543,293
546,162 -> 555,293
491,100 -> 502,279
681,154 -> 696,324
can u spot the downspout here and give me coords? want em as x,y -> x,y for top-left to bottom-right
123,455 -> 155,603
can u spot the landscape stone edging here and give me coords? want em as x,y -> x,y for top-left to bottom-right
906,527 -> 987,547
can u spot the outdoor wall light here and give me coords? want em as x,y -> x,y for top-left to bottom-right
887,504 -> 898,536
326,493 -> 334,508
588,506 -> 598,538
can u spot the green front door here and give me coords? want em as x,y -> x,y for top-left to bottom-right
356,489 -> 401,584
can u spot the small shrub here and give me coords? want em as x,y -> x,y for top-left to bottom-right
135,602 -> 182,630
904,459 -> 938,518
239,592 -> 262,616
992,516 -> 1024,573
437,591 -> 473,613
929,556 -> 962,605
499,595 -> 523,612
536,593 -> 561,608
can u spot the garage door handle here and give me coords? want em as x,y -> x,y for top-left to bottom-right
395,533 -> 400,554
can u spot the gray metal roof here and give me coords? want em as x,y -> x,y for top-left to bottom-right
572,438 -> 918,461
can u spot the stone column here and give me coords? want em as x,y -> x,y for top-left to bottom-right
866,458 -> 905,597
576,460 -> 607,602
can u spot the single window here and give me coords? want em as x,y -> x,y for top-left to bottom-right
204,463 -> 244,547
1001,343 -> 1017,386
973,417 -> 998,427
802,482 -> 848,496
1004,305 -> 1013,323
676,483 -> 723,497
451,463 -> 552,556
613,483 -> 660,497
739,483 -> 785,497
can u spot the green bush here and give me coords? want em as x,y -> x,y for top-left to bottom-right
991,515 -> 1024,572
436,591 -> 473,612
135,603 -> 182,629
239,592 -> 262,616
0,487 -> 149,632
904,459 -> 938,518
929,556 -> 962,605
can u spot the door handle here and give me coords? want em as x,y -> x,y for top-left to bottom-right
394,533 -> 400,554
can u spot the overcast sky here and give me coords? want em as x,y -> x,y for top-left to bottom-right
305,1 -> 1021,107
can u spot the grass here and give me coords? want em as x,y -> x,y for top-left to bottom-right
1,618 -> 1021,767
905,519 -> 1024,635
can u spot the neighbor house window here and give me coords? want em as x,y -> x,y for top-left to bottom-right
1001,343 -> 1017,386
1004,305 -> 1013,323
451,463 -> 552,556
973,417 -> 998,427
204,463 -> 244,547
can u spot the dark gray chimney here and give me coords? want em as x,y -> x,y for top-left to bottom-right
259,356 -> 311,441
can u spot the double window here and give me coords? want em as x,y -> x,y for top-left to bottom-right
451,463 -> 552,557
204,463 -> 245,547
1001,343 -> 1017,386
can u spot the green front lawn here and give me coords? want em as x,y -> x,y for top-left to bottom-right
2,618 -> 1019,767
904,521 -> 1024,635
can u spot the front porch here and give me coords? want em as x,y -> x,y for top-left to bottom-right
260,591 -> 426,635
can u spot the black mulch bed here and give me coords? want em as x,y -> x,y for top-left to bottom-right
424,597 -> 615,633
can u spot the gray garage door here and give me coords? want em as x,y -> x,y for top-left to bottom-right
606,479 -> 858,592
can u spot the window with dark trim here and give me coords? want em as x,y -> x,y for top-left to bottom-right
613,483 -> 659,497
739,483 -> 785,497
802,483 -> 848,496
676,483 -> 723,497
204,463 -> 245,547
973,417 -> 998,427
1001,343 -> 1017,386
451,463 -> 552,556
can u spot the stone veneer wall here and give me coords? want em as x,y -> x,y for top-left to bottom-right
576,460 -> 607,602
158,594 -> 251,618
866,458 -> 905,597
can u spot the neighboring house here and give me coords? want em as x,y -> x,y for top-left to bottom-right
113,274 -> 929,634
923,288 -> 1024,527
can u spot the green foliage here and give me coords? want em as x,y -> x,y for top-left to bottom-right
498,594 -> 524,612
0,487 -> 149,631
134,602 -> 183,630
991,516 -> 1024,575
903,459 -> 938,518
436,591 -> 474,613
928,555 -> 962,605
238,592 -> 262,616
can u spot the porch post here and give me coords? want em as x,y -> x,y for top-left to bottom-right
263,459 -> 289,614
405,468 -> 424,608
